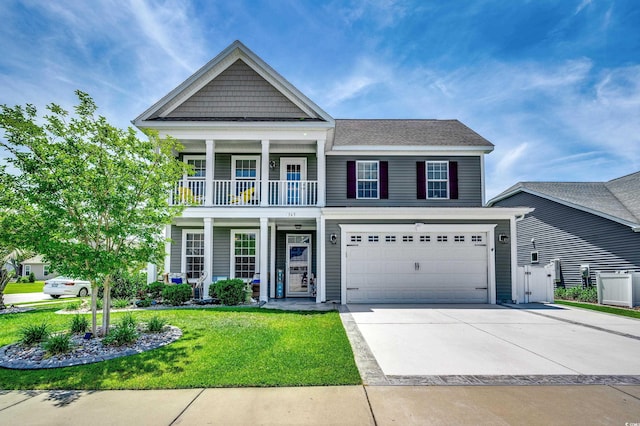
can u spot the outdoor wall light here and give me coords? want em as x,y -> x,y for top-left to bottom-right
498,234 -> 509,244
269,160 -> 277,169
330,233 -> 337,244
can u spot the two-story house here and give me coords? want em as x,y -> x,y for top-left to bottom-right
134,41 -> 529,305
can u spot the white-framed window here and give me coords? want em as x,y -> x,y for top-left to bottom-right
23,265 -> 31,276
184,155 -> 206,179
356,161 -> 379,199
43,265 -> 50,276
182,230 -> 205,280
231,230 -> 259,280
232,155 -> 260,200
531,251 -> 539,264
426,161 -> 449,199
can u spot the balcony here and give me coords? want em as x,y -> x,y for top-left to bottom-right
171,179 -> 319,207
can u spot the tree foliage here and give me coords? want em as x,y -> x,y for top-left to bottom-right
0,91 -> 189,332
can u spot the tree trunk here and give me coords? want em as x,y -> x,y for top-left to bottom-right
91,283 -> 97,336
102,276 -> 111,335
0,268 -> 9,310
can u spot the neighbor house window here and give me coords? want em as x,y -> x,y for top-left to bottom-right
531,251 -> 539,264
182,230 -> 205,280
43,265 -> 50,276
231,230 -> 259,280
23,265 -> 31,276
426,161 -> 449,199
357,161 -> 379,199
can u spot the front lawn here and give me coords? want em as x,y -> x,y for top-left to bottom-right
554,300 -> 640,320
4,281 -> 45,294
0,307 -> 361,389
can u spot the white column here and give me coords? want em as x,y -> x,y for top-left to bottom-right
317,216 -> 326,303
164,225 -> 172,273
203,217 -> 213,284
316,139 -> 326,207
205,140 -> 215,206
260,140 -> 270,206
270,222 -> 276,298
259,217 -> 269,302
146,263 -> 157,284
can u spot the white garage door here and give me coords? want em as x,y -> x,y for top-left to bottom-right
346,230 -> 489,303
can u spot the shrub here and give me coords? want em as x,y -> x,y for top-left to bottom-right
146,315 -> 167,333
20,322 -> 50,346
103,313 -> 138,346
577,286 -> 598,303
28,272 -> 35,283
211,279 -> 247,305
147,281 -> 166,299
555,285 -> 598,303
70,314 -> 89,334
96,298 -> 103,310
98,271 -> 147,300
44,333 -> 72,355
162,284 -> 192,305
65,300 -> 81,311
112,298 -> 130,309
135,297 -> 153,308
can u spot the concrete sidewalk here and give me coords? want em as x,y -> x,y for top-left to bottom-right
1,385 -> 639,425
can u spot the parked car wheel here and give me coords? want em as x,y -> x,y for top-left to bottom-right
78,287 -> 88,297
51,295 -> 61,299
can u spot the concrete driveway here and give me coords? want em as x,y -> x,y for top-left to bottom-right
342,303 -> 640,385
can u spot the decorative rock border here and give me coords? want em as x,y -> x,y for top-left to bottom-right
0,326 -> 182,370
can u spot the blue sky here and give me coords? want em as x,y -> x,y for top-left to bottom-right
1,0 -> 638,199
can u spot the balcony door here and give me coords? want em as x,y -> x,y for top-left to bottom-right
280,158 -> 307,205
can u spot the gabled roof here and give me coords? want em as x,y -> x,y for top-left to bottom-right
22,255 -> 47,265
134,40 -> 333,126
487,171 -> 640,230
330,119 -> 494,152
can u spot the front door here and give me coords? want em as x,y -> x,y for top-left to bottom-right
280,158 -> 307,205
286,234 -> 312,297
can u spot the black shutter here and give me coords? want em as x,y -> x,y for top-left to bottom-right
449,161 -> 458,199
380,161 -> 388,199
347,161 -> 356,199
416,162 -> 426,199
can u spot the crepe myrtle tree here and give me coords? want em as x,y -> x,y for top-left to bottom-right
0,91 -> 190,335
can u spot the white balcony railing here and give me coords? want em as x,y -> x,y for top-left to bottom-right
171,179 -> 318,206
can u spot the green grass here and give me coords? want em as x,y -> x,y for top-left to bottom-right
4,281 -> 45,294
0,307 -> 361,390
554,300 -> 640,319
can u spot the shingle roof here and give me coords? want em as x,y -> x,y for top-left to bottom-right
488,171 -> 640,227
332,119 -> 494,148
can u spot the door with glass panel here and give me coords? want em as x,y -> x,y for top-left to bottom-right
280,158 -> 307,205
286,234 -> 312,297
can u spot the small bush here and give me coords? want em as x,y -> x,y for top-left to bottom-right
103,313 -> 138,346
44,333 -> 72,355
65,300 -> 81,311
577,286 -> 598,303
162,284 -> 192,306
555,285 -> 598,303
28,272 -> 35,283
146,316 -> 167,333
98,271 -> 147,300
70,314 -> 89,334
135,297 -> 153,308
20,322 -> 50,346
211,279 -> 247,305
147,281 -> 166,299
112,298 -> 130,309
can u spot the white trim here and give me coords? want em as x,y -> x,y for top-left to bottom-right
317,216 -> 326,302
203,218 -> 213,286
355,160 -> 380,200
232,155 -> 261,181
316,139 -> 326,207
270,223 -> 276,298
322,207 -> 533,220
183,155 -> 206,181
285,233 -> 312,297
260,140 -> 270,207
23,265 -> 31,276
339,223 -> 497,305
229,229 -> 260,280
328,147 -> 493,155
181,229 -> 205,276
426,160 -> 450,200
259,218 -> 269,302
480,154 -> 486,206
510,216 -> 518,303
279,157 -> 308,181
164,225 -> 172,274
205,140 -> 215,206
487,188 -> 639,230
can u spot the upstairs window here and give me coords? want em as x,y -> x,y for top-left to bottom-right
347,161 -> 388,199
427,161 -> 449,199
357,161 -> 379,199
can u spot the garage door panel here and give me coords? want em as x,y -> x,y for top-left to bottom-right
346,230 -> 489,304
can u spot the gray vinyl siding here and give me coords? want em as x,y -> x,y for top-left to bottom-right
213,227 -> 231,278
161,59 -> 311,120
495,192 -> 640,288
326,156 -> 483,207
275,231 -> 317,297
325,219 -> 513,303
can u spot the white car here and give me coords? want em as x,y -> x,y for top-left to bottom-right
43,277 -> 92,298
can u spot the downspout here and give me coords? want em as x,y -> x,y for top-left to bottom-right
511,214 -> 525,304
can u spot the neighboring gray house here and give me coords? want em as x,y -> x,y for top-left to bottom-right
135,40 -> 529,304
21,255 -> 56,281
488,172 -> 640,287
